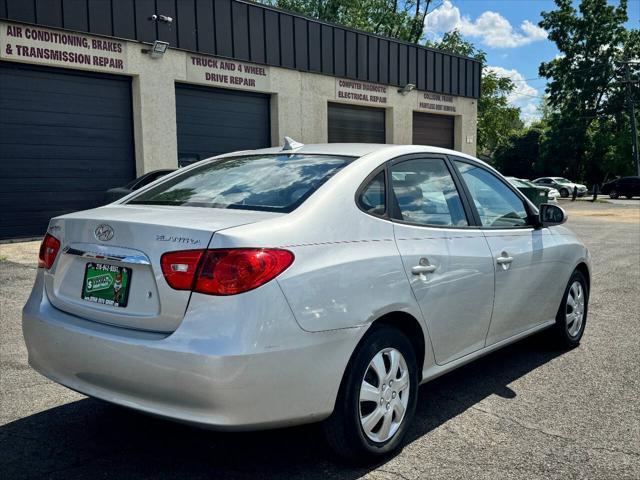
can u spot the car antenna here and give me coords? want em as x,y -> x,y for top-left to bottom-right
282,136 -> 304,151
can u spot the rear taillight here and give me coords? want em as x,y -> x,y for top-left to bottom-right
160,248 -> 294,295
38,233 -> 61,269
160,250 -> 205,290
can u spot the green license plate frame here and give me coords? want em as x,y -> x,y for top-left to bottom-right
81,262 -> 132,308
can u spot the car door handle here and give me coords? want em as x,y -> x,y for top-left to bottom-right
411,264 -> 437,275
496,256 -> 514,265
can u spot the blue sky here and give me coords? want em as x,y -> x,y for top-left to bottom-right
423,0 -> 640,122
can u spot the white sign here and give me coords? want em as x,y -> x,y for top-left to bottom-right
0,22 -> 127,72
186,55 -> 270,91
417,91 -> 457,113
335,78 -> 388,106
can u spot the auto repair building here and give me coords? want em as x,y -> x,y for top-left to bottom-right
0,0 -> 481,239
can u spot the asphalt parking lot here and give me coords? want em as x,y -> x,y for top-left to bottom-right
1,200 -> 638,480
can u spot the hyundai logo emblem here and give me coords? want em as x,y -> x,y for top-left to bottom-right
94,224 -> 114,242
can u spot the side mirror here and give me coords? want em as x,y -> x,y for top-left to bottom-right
539,203 -> 567,227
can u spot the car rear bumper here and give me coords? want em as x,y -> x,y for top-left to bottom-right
22,270 -> 361,430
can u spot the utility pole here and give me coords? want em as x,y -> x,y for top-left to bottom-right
621,60 -> 639,176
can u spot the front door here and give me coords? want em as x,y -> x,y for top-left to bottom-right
453,160 -> 563,345
390,156 -> 495,365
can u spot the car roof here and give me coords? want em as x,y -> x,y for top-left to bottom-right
215,143 -> 487,166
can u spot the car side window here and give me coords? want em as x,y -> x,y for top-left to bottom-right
357,170 -> 386,216
137,171 -> 169,189
455,161 -> 529,228
389,158 -> 468,227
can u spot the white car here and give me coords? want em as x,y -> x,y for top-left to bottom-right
547,187 -> 561,201
23,142 -> 590,461
533,177 -> 587,198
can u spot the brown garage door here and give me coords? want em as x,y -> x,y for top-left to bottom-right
412,112 -> 454,149
328,103 -> 385,143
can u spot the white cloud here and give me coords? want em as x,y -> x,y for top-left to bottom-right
425,1 -> 547,48
519,102 -> 541,125
486,66 -> 542,124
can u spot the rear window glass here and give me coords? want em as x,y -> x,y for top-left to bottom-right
128,154 -> 353,213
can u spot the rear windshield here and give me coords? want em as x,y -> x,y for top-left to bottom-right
128,154 -> 353,213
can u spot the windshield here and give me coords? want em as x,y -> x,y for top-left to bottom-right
128,154 -> 353,212
555,178 -> 572,184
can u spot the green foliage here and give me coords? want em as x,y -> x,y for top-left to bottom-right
259,0 -> 430,43
493,128 -> 543,179
538,0 -> 639,182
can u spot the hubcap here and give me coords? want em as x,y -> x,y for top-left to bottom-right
566,281 -> 585,338
359,348 -> 410,443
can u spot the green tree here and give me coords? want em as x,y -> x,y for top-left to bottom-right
259,0 -> 431,43
539,0 -> 639,183
427,31 -> 523,159
493,127 -> 543,179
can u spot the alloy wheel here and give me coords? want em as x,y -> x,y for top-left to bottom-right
566,281 -> 585,338
359,348 -> 410,443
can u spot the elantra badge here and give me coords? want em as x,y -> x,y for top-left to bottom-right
94,224 -> 114,241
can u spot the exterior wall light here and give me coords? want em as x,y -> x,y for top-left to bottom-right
398,84 -> 416,95
142,40 -> 170,59
398,83 -> 416,95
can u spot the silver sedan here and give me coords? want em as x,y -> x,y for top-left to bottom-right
23,142 -> 590,462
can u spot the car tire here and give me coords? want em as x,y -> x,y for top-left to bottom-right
560,188 -> 569,198
550,270 -> 588,349
322,325 -> 419,463
609,190 -> 619,199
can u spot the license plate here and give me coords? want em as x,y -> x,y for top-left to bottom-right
81,262 -> 132,308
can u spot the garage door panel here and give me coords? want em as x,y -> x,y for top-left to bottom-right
1,125 -> 132,145
0,62 -> 135,239
0,176 -> 131,192
412,112 -> 454,149
0,144 -> 133,160
176,83 -> 270,164
1,91 -> 131,115
1,107 -> 133,129
328,103 -> 385,143
1,70 -> 131,100
177,122 -> 268,138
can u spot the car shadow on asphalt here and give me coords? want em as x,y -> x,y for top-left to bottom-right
1,333 -> 564,480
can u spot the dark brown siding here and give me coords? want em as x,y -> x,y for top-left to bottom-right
0,0 -> 481,98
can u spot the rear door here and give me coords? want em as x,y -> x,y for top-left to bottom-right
390,155 -> 495,365
452,159 -> 565,345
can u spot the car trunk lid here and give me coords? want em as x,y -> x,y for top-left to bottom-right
44,205 -> 282,332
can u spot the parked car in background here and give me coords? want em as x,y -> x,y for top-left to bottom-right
505,177 -> 549,207
24,143 -> 590,462
105,169 -> 175,203
600,176 -> 640,199
533,177 -> 587,198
